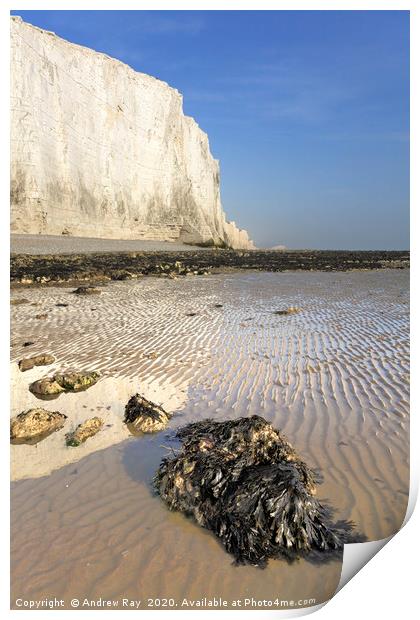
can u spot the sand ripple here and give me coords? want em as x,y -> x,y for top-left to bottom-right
11,269 -> 409,608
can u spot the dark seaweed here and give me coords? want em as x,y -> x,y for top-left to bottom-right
154,415 -> 359,567
124,394 -> 169,425
11,249 -> 409,286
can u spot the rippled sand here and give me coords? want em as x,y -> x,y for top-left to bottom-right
10,270 -> 409,609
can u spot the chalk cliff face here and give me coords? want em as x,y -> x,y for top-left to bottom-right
10,16 -> 254,249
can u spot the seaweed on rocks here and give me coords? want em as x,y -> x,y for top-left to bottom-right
71,286 -> 102,295
29,376 -> 65,397
11,249 -> 410,286
273,306 -> 300,315
54,370 -> 100,392
124,394 -> 172,433
29,370 -> 100,397
154,415 -> 358,567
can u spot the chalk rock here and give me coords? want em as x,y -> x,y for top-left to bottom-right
10,16 -> 254,250
66,417 -> 104,447
11,408 -> 67,443
19,353 -> 55,372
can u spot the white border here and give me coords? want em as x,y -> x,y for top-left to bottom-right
2,1 -> 416,618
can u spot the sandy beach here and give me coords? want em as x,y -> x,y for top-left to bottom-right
10,269 -> 409,609
10,234 -> 204,255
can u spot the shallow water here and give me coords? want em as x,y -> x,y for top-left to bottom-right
10,270 -> 409,609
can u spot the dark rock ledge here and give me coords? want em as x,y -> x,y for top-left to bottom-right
10,249 -> 409,286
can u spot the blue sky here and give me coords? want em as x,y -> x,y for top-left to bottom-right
11,10 -> 409,249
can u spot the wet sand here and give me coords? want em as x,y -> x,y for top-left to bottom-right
10,269 -> 409,609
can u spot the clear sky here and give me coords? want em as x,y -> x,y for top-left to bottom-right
11,10 -> 409,249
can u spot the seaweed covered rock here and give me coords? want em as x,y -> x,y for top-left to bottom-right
29,370 -> 99,396
18,353 -> 55,372
154,415 -> 354,567
11,408 -> 67,443
29,377 -> 65,396
154,261 -> 209,278
54,371 -> 100,392
72,286 -> 102,295
273,307 -> 300,316
66,417 -> 104,446
124,394 -> 171,433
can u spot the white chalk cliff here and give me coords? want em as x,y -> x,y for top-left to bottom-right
10,16 -> 254,249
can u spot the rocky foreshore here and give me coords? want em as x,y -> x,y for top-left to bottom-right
10,249 -> 409,286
